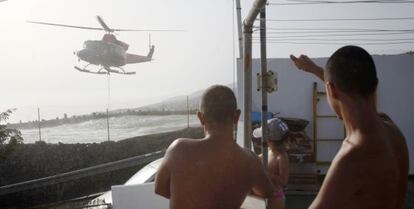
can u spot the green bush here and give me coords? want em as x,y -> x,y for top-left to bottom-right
0,109 -> 23,160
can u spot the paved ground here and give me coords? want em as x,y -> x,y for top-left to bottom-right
285,179 -> 414,209
405,180 -> 414,209
286,194 -> 316,209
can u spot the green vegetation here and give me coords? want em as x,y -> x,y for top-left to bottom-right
0,109 -> 23,160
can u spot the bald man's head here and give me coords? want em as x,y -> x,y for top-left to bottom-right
200,85 -> 238,124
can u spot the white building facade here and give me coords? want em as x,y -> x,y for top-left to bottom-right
237,54 -> 414,174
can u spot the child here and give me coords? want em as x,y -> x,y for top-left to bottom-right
253,118 -> 290,209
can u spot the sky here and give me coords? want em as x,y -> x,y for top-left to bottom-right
0,0 -> 413,123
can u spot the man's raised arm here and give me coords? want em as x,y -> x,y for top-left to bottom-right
290,54 -> 325,81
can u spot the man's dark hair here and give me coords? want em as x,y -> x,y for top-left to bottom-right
326,45 -> 378,97
200,85 -> 237,124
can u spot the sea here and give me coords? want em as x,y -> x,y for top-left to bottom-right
19,114 -> 200,144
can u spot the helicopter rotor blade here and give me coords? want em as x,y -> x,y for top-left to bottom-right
28,18 -> 185,33
96,16 -> 113,33
27,21 -> 104,31
113,29 -> 186,32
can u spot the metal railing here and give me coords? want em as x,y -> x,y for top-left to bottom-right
0,150 -> 165,196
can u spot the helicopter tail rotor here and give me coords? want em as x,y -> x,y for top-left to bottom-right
147,34 -> 155,59
149,34 -> 152,50
147,45 -> 155,59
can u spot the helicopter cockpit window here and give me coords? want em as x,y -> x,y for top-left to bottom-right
84,41 -> 92,49
84,41 -> 101,51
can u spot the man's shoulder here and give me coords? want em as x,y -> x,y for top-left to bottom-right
332,141 -> 364,170
237,147 -> 263,169
378,113 -> 405,139
239,147 -> 259,159
378,113 -> 409,165
162,138 -> 201,165
169,138 -> 197,146
377,113 -> 408,159
166,138 -> 201,153
335,137 -> 388,175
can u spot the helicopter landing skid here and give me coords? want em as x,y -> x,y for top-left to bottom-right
74,66 -> 107,74
103,66 -> 136,75
74,66 -> 136,75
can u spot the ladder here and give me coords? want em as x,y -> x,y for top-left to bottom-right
287,82 -> 348,194
312,82 -> 345,167
287,162 -> 319,194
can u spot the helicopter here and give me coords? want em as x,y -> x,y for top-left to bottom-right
28,16 -> 181,75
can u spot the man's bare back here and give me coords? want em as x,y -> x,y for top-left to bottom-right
156,137 -> 272,209
155,85 -> 274,209
310,115 -> 408,209
291,46 -> 409,208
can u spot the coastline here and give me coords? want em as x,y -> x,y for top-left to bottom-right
8,111 -> 198,130
0,127 -> 204,208
17,114 -> 200,144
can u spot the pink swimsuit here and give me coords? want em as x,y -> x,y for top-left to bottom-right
273,189 -> 286,200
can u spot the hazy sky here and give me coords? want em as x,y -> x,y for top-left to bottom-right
1,0 -> 413,122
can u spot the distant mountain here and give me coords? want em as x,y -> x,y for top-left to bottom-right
9,84 -> 236,127
132,83 -> 235,112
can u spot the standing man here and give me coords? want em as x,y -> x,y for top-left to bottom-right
155,85 -> 276,209
291,45 -> 409,209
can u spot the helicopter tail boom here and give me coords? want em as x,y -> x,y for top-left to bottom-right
125,48 -> 154,64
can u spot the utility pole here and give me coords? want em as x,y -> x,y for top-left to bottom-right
37,107 -> 42,142
260,7 -> 269,172
233,0 -> 243,143
106,108 -> 110,141
235,0 -> 244,58
187,96 -> 190,128
107,73 -> 111,141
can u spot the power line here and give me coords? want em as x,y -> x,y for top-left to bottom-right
253,26 -> 414,31
258,27 -> 414,32
253,41 -> 414,45
255,31 -> 414,38
261,17 -> 414,22
253,28 -> 414,34
253,38 -> 414,41
257,30 -> 414,35
268,0 -> 414,6
254,30 -> 414,36
263,30 -> 409,34
287,0 -> 400,2
288,0 -> 414,3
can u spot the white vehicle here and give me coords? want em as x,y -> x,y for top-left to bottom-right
85,158 -> 163,209
84,157 -> 265,209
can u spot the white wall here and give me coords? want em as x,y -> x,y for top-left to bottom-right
237,54 -> 414,174
375,54 -> 414,174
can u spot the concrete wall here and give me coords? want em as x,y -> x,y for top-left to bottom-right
237,54 -> 414,174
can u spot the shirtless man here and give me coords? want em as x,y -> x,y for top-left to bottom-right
290,45 -> 409,209
155,85 -> 275,209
